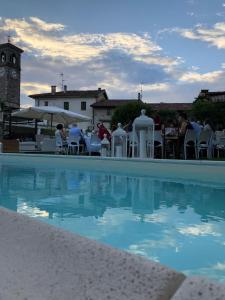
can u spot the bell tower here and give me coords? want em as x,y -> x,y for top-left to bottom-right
0,42 -> 23,110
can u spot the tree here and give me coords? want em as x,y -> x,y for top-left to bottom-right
111,101 -> 153,128
192,99 -> 225,129
157,109 -> 177,124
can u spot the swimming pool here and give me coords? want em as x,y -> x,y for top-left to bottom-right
1,154 -> 225,283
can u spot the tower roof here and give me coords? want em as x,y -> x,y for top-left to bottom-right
0,42 -> 24,53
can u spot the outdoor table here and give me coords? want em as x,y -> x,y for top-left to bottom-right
165,135 -> 180,159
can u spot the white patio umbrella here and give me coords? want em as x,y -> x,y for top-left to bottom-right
12,106 -> 91,128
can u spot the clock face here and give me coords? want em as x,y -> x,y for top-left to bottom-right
0,68 -> 5,77
10,69 -> 18,79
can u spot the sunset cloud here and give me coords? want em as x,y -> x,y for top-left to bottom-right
175,22 -> 225,49
21,82 -> 50,95
0,17 -> 178,68
179,70 -> 224,83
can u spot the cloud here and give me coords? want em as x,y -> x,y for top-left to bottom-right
0,16 -> 180,103
179,70 -> 224,83
178,224 -> 221,237
21,81 -> 50,95
4,16 -> 224,105
0,17 -> 179,67
29,17 -> 65,32
175,22 -> 225,49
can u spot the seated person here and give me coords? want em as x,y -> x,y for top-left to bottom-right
190,118 -> 202,139
165,120 -> 177,136
69,123 -> 85,145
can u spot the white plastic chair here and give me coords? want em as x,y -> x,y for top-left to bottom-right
197,130 -> 213,159
184,129 -> 197,160
153,130 -> 163,158
128,131 -> 138,157
215,135 -> 225,158
86,134 -> 101,155
67,135 -> 81,155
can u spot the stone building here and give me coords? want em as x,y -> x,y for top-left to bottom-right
0,41 -> 23,139
91,99 -> 139,128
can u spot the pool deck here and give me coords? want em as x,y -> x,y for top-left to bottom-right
1,154 -> 225,299
1,207 -> 225,300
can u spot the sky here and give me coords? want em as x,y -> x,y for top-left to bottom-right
1,0 -> 225,107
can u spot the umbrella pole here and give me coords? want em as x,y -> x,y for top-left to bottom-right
50,114 -> 53,130
35,119 -> 38,135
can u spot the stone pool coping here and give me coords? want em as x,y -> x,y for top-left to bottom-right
1,153 -> 225,185
1,207 -> 225,300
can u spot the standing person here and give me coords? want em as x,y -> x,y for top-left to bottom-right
154,114 -> 161,130
178,112 -> 188,137
123,120 -> 133,133
203,119 -> 215,132
97,122 -> 111,141
178,112 -> 189,159
55,124 -> 68,152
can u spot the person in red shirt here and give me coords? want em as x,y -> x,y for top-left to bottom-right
97,122 -> 111,141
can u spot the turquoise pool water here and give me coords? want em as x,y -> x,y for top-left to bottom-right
1,161 -> 225,282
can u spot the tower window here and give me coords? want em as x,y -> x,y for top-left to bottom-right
81,101 -> 86,111
44,101 -> 48,106
107,109 -> 111,116
1,52 -> 6,63
12,54 -> 16,64
64,102 -> 69,110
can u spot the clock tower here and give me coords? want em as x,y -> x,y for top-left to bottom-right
0,42 -> 23,110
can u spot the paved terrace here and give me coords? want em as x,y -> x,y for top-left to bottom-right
0,207 -> 225,300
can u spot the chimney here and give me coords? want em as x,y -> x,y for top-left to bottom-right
98,87 -> 101,91
64,85 -> 67,93
51,85 -> 56,94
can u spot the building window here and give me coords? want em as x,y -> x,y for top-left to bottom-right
9,54 -> 16,64
44,101 -> 48,106
81,101 -> 86,111
1,52 -> 6,63
107,109 -> 111,116
64,102 -> 69,110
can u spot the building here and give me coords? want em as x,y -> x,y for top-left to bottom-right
29,86 -> 108,129
197,89 -> 225,102
0,42 -> 23,110
0,41 -> 23,139
91,99 -> 139,128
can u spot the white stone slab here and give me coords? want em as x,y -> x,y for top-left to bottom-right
171,277 -> 225,300
0,208 -> 185,300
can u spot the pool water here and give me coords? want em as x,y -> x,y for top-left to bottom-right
1,162 -> 225,282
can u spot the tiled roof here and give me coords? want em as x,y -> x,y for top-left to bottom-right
91,100 -> 192,111
207,92 -> 225,95
150,103 -> 192,111
29,89 -> 108,99
91,100 -> 140,107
